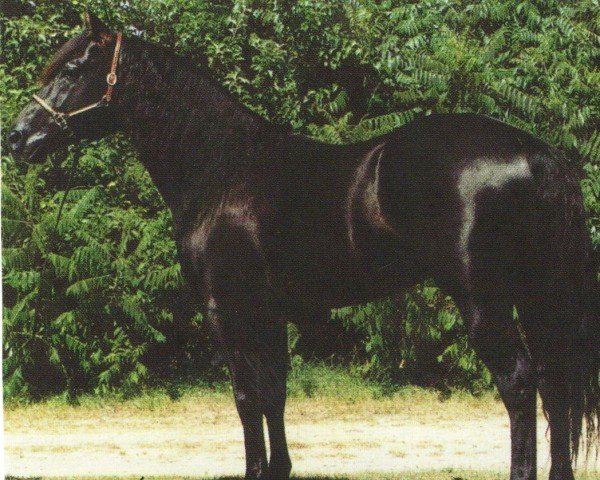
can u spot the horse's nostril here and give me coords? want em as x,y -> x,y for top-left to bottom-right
8,129 -> 23,147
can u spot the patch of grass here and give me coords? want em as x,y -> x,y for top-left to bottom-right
4,361 -> 466,410
287,359 -> 390,400
4,363 -> 506,428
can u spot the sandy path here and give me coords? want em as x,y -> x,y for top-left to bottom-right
4,396 -> 597,477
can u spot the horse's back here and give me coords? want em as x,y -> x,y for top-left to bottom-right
188,113 -> 558,310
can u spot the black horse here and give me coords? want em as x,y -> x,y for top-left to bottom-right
9,14 -> 599,480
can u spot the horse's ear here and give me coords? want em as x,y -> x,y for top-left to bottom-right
83,11 -> 111,40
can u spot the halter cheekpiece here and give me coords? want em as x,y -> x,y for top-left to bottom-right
33,32 -> 122,134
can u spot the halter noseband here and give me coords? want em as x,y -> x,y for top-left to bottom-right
33,32 -> 122,134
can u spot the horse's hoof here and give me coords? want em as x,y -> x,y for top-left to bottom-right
267,471 -> 290,480
267,464 -> 291,480
548,467 -> 575,480
245,473 -> 269,480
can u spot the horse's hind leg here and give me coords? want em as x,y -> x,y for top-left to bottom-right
519,303 -> 578,480
458,295 -> 537,480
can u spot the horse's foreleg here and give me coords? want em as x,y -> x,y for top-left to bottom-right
262,321 -> 292,479
461,299 -> 537,480
207,306 -> 268,479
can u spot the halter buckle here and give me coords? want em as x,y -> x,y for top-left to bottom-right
106,72 -> 117,86
53,112 -> 69,131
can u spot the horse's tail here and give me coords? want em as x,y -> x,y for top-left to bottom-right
528,147 -> 600,459
576,245 -> 600,459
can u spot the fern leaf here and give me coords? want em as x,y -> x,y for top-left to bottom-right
581,131 -> 600,161
69,243 -> 111,281
48,253 -> 71,278
328,90 -> 349,115
357,110 -> 416,133
65,275 -> 110,297
121,294 -> 166,342
2,247 -> 34,270
494,82 -> 543,120
57,187 -> 101,235
3,270 -> 40,292
143,264 -> 183,291
3,291 -> 37,326
52,310 -> 77,330
1,185 -> 27,220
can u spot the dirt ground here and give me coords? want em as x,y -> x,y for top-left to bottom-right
4,393 -> 599,478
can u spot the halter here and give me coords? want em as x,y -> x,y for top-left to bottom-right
33,32 -> 122,135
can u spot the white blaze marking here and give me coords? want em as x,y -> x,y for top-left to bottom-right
25,131 -> 47,146
458,156 -> 531,273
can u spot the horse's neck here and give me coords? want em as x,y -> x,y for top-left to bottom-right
119,39 -> 284,226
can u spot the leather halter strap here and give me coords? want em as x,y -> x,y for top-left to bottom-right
33,32 -> 122,133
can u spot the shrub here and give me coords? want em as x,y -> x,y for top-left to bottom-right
2,0 -> 598,398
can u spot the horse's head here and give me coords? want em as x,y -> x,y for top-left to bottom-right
10,13 -> 123,162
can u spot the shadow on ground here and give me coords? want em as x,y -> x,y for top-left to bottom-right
5,474 -> 506,480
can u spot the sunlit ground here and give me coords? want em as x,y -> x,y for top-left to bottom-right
5,368 -> 599,479
5,473 -> 600,480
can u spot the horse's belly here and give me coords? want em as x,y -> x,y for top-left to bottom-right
268,225 -> 420,309
272,263 -> 398,309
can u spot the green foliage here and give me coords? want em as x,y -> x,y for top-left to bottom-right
1,140 -> 202,398
332,283 -> 490,391
2,0 -> 598,398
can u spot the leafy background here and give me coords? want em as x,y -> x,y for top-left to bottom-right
2,0 -> 599,400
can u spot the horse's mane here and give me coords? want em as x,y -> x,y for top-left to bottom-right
39,31 -> 91,84
114,35 -> 295,216
128,36 -> 284,132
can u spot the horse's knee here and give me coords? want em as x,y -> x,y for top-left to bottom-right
205,294 -> 289,419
